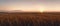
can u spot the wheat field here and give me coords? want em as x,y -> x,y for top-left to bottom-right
0,12 -> 60,26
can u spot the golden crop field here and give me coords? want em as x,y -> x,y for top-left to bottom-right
0,12 -> 60,26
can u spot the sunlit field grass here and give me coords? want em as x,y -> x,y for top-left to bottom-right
0,12 -> 60,26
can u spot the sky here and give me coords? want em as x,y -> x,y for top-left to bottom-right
0,0 -> 60,12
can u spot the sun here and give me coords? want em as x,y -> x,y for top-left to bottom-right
40,9 -> 44,12
39,6 -> 45,13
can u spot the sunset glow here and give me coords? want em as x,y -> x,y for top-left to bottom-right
39,9 -> 44,12
0,0 -> 60,12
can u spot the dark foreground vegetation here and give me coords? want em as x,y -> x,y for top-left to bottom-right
0,12 -> 60,26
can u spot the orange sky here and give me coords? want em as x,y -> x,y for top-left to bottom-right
0,0 -> 60,12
